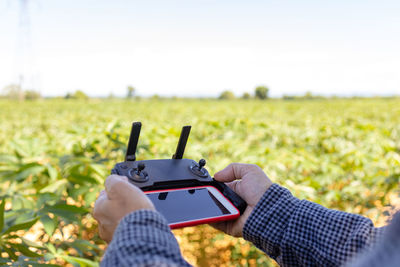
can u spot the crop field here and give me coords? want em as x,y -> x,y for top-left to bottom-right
0,98 -> 399,266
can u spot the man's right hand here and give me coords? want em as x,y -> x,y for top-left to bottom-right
93,175 -> 155,243
212,163 -> 273,237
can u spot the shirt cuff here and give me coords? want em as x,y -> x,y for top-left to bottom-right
243,183 -> 301,258
103,209 -> 191,266
118,209 -> 171,233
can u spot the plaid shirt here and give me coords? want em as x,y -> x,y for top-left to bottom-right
242,184 -> 386,266
101,184 -> 393,267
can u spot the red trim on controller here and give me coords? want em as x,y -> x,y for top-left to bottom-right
144,186 -> 240,229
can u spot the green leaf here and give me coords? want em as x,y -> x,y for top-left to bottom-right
10,243 -> 42,257
68,173 -> 99,185
2,244 -> 18,261
45,244 -> 56,254
40,179 -> 68,193
84,190 -> 98,206
15,165 -> 46,181
21,237 -> 44,248
44,204 -> 88,221
69,185 -> 90,199
36,193 -> 58,208
59,255 -> 99,267
46,204 -> 88,214
0,154 -> 18,164
88,164 -> 106,177
14,210 -> 36,225
30,264 -> 60,267
0,198 -> 5,232
46,164 -> 58,180
12,195 -> 35,210
2,217 -> 39,235
40,215 -> 57,236
68,239 -> 99,257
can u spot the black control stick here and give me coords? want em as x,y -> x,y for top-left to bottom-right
137,163 -> 145,174
198,159 -> 206,170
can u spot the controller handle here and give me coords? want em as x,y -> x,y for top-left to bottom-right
211,180 -> 247,214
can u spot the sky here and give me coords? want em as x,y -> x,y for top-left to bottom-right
0,0 -> 399,97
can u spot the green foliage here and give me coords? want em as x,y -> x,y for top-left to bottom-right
127,86 -> 135,99
283,91 -> 326,100
1,84 -> 24,100
219,90 -> 235,100
0,98 -> 399,266
242,92 -> 251,99
254,85 -> 269,99
24,90 -> 42,100
0,198 -> 42,261
65,90 -> 89,100
1,84 -> 41,100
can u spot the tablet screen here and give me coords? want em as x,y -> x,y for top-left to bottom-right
146,187 -> 230,224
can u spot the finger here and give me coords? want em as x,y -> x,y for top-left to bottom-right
214,163 -> 253,182
105,175 -> 128,190
225,180 -> 239,191
105,175 -> 137,200
93,192 -> 108,220
120,176 -> 129,182
98,223 -> 112,243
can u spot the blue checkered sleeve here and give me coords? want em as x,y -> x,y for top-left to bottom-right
101,210 -> 192,267
243,184 -> 385,267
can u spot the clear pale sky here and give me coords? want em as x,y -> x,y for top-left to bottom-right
0,0 -> 399,97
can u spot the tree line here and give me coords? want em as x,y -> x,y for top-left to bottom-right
219,86 -> 269,100
1,83 -> 397,100
0,84 -> 271,100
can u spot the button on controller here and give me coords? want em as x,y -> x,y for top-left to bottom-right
128,162 -> 149,182
189,159 -> 208,178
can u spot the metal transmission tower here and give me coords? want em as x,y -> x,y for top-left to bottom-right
15,0 -> 36,94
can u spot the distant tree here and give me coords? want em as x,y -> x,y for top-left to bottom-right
302,91 -> 325,100
151,94 -> 160,100
1,84 -> 24,100
74,90 -> 89,99
107,92 -> 115,99
304,91 -> 313,99
65,90 -> 89,100
24,90 -> 41,100
282,94 -> 296,100
219,90 -> 235,100
255,85 -> 269,100
242,92 -> 251,99
127,85 -> 135,99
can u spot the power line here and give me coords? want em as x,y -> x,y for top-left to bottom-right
15,0 -> 37,92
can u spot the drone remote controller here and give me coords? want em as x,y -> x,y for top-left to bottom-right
111,122 -> 247,214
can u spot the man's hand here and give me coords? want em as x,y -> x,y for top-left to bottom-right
212,163 -> 273,237
93,175 -> 155,243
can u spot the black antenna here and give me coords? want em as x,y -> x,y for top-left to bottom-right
172,125 -> 191,159
125,122 -> 142,161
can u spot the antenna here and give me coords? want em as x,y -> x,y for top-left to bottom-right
125,122 -> 142,161
172,126 -> 191,159
16,0 -> 36,96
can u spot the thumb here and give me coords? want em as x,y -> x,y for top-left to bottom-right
214,163 -> 247,182
105,175 -> 138,200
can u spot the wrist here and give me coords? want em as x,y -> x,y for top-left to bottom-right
122,209 -> 165,225
243,184 -> 300,258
